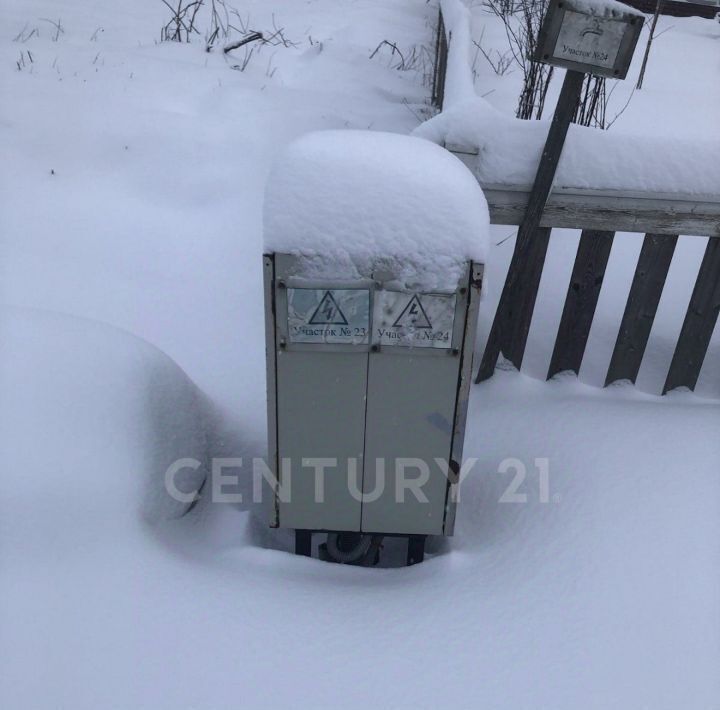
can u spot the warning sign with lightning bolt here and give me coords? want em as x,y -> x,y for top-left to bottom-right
286,288 -> 369,344
309,291 -> 349,325
373,291 -> 456,349
392,294 -> 432,329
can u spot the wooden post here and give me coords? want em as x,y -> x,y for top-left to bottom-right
477,69 -> 585,382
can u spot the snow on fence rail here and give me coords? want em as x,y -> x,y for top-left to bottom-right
426,0 -> 720,394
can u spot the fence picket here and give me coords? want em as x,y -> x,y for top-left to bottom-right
663,238 -> 720,393
548,230 -> 614,379
605,234 -> 678,385
477,226 -> 553,382
432,10 -> 447,110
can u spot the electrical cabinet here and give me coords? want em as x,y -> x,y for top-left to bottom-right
263,253 -> 482,538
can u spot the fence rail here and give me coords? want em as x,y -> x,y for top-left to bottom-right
432,6 -> 720,395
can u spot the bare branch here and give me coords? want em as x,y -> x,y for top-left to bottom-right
223,31 -> 263,53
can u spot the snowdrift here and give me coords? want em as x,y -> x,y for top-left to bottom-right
0,306 -> 208,526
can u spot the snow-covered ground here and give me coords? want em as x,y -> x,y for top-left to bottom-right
1,1 -> 718,708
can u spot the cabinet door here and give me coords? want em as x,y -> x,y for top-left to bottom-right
273,254 -> 371,531
276,350 -> 368,531
361,285 -> 468,535
361,352 -> 461,535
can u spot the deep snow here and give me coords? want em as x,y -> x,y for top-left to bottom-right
1,0 -> 718,708
2,309 -> 718,708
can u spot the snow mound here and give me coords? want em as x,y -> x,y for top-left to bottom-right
0,306 -> 208,527
415,97 -> 720,198
263,130 -> 489,290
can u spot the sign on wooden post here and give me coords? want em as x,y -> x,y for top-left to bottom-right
477,0 -> 644,383
534,0 -> 643,79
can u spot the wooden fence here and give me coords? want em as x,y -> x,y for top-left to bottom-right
432,7 -> 720,394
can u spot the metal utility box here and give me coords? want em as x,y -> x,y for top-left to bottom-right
263,253 -> 483,563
